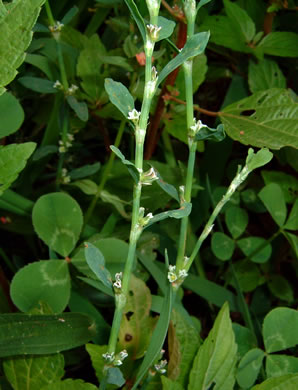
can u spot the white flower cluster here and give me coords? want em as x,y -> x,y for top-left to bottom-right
147,24 -> 162,41
102,350 -> 128,366
141,167 -> 158,186
61,168 -> 71,184
167,265 -> 188,284
154,359 -> 167,375
128,109 -> 141,125
190,118 -> 205,134
113,272 -> 123,290
49,21 -> 64,33
67,84 -> 79,95
53,80 -> 63,90
58,133 -> 74,153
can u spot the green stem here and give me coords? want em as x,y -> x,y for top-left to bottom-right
161,130 -> 177,168
45,1 -> 55,26
84,120 -> 126,226
56,41 -> 69,90
56,106 -> 68,190
105,37 -> 156,357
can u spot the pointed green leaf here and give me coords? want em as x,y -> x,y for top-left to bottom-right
32,192 -> 83,257
18,76 -> 57,94
107,367 -> 125,387
188,302 -> 238,390
220,89 -> 298,149
236,348 -> 265,389
84,242 -> 113,290
223,0 -> 256,42
145,202 -> 192,228
124,0 -> 146,43
10,260 -> 71,313
85,344 -> 107,383
258,32 -> 298,57
110,145 -> 139,183
245,148 -> 273,172
284,200 -> 298,231
66,96 -> 89,121
0,142 -> 36,196
162,377 -> 184,390
237,236 -> 272,263
285,232 -> 298,258
71,179 -> 98,195
132,283 -> 173,390
261,170 -> 298,204
267,275 -> 294,303
154,168 -> 179,203
251,374 -> 298,390
0,0 -> 46,94
211,232 -> 235,261
157,32 -> 210,87
105,78 -> 135,119
263,308 -> 298,353
3,353 -> 64,390
0,313 -> 96,357
0,92 -> 24,138
266,355 -> 298,378
194,124 -> 225,142
225,206 -> 248,239
258,183 -> 287,227
248,59 -> 286,93
232,324 -> 256,358
197,0 -> 212,12
69,163 -> 101,180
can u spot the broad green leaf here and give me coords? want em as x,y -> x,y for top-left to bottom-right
145,201 -> 192,227
267,275 -> 294,303
232,324 -> 256,358
266,355 -> 298,378
0,92 -> 24,138
263,308 -> 298,353
0,142 -> 36,196
237,237 -> 272,263
100,55 -> 133,71
100,189 -> 130,219
25,53 -> 56,80
223,0 -> 255,43
157,32 -> 210,87
119,275 -> 156,359
10,260 -> 71,313
251,374 -> 298,390
285,232 -> 298,258
236,348 -> 265,389
245,148 -> 274,172
132,283 -> 173,390
157,16 -> 175,42
225,206 -> 248,239
162,377 -> 184,390
18,77 -> 57,94
32,145 -> 58,161
230,260 -> 262,292
66,96 -> 89,122
220,89 -> 298,149
248,59 -> 286,93
32,192 -> 83,257
168,309 -> 200,387
85,344 -> 107,383
0,313 -> 96,357
84,242 -> 113,290
0,0 -> 46,95
124,0 -> 146,43
211,232 -> 235,261
258,32 -> 298,57
77,34 -> 106,100
258,183 -> 287,227
105,78 -> 135,119
69,163 -> 101,180
284,200 -> 298,230
154,169 -> 179,203
70,179 -> 98,195
3,353 -> 64,390
184,274 -> 238,311
194,124 -> 225,142
42,379 -> 98,389
188,302 -> 238,390
261,171 -> 298,204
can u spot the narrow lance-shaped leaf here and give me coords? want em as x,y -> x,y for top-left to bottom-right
220,88 -> 298,149
66,96 -> 89,122
124,0 -> 146,43
110,145 -> 140,183
145,202 -> 192,228
84,242 -> 113,290
0,0 -> 46,95
0,313 -> 96,357
105,78 -> 135,118
157,32 -> 210,87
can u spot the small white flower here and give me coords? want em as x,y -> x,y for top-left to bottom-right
67,84 -> 78,95
178,269 -> 188,279
53,80 -> 62,89
168,265 -> 177,283
119,350 -> 128,360
146,24 -> 162,41
128,109 -> 141,122
154,359 -> 167,374
102,352 -> 115,363
67,133 -> 74,141
190,119 -> 204,133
